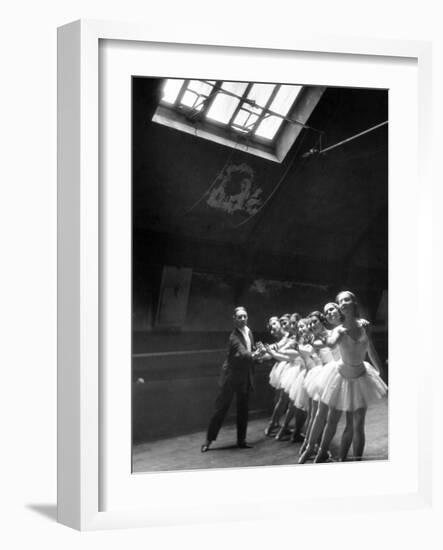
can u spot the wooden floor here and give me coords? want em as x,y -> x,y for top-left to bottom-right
132,397 -> 388,473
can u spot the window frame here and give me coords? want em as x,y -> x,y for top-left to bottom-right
154,78 -> 323,163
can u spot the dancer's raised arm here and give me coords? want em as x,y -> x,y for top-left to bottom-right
265,344 -> 299,362
326,325 -> 347,347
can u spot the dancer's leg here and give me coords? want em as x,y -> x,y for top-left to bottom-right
291,406 -> 307,443
314,408 -> 342,462
276,401 -> 294,440
306,398 -> 317,441
352,407 -> 367,460
299,398 -> 313,453
265,389 -> 289,435
338,411 -> 354,461
265,390 -> 280,435
312,400 -> 328,448
298,401 -> 329,463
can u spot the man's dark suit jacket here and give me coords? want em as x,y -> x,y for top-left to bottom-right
218,327 -> 256,392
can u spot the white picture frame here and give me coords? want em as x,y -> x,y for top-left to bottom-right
57,19 -> 433,531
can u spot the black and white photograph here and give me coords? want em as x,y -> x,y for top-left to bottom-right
131,76 -> 389,473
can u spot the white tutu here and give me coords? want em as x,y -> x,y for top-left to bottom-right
304,363 -> 336,400
318,346 -> 334,365
280,360 -> 303,394
269,361 -> 290,389
319,360 -> 388,411
304,345 -> 338,400
288,368 -> 310,411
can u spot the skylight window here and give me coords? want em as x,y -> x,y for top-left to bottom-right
180,80 -> 215,110
152,78 -> 324,162
162,79 -> 185,104
256,84 -> 302,139
206,82 -> 248,124
230,83 -> 272,134
159,79 -> 299,140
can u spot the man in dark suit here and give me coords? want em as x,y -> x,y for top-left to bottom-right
201,306 -> 260,452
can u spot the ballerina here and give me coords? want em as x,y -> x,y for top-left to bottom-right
299,303 -> 356,458
299,291 -> 387,464
280,318 -> 319,439
323,301 -> 372,461
263,316 -> 291,436
267,313 -> 309,442
300,311 -> 335,453
279,313 -> 291,333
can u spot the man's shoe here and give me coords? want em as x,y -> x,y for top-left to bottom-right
237,442 -> 253,449
201,441 -> 211,453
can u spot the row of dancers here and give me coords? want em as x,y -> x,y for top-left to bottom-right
255,290 -> 388,463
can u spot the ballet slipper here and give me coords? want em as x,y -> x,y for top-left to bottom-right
264,422 -> 280,437
275,427 -> 291,440
313,448 -> 330,463
264,423 -> 274,437
298,445 -> 315,464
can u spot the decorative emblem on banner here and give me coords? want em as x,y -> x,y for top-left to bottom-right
206,163 -> 264,215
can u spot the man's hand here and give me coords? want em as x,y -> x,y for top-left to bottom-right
252,349 -> 263,360
255,341 -> 265,353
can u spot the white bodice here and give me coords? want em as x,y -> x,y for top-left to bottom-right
339,329 -> 369,366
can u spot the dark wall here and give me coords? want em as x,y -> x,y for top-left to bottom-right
132,354 -> 275,443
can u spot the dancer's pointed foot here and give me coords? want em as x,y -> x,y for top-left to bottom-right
264,422 -> 279,437
275,427 -> 291,440
313,448 -> 330,463
298,445 -> 314,464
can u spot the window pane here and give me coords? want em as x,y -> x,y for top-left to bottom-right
255,84 -> 302,139
254,115 -> 283,139
232,109 -> 259,130
161,79 -> 185,104
246,83 -> 275,112
270,85 -> 302,115
229,83 -> 274,132
180,80 -> 215,109
206,81 -> 248,124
